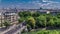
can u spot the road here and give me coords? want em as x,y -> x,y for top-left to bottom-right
1,24 -> 16,34
0,26 -> 11,32
0,22 -> 25,34
14,26 -> 26,34
4,24 -> 22,34
1,21 -> 26,34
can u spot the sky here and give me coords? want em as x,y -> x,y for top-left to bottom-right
0,0 -> 60,9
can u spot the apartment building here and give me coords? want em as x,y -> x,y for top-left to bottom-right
0,12 -> 4,26
4,11 -> 18,24
0,8 -> 18,25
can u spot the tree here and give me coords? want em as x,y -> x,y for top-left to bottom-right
57,13 -> 60,18
27,24 -> 31,31
18,11 -> 32,17
37,15 -> 46,27
18,17 -> 24,23
46,15 -> 59,27
26,17 -> 36,29
18,12 -> 24,17
23,11 -> 31,17
31,12 -> 40,17
3,21 -> 10,28
55,19 -> 60,27
48,19 -> 55,26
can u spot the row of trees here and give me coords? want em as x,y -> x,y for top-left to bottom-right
18,11 -> 60,31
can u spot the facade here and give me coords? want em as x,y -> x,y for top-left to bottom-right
4,11 -> 18,24
0,8 -> 18,25
0,13 -> 4,26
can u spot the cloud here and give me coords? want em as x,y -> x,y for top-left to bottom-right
0,0 -> 60,9
30,0 -> 60,9
15,0 -> 60,9
42,0 -> 48,2
41,0 -> 60,8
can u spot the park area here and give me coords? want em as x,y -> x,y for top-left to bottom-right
18,11 -> 60,34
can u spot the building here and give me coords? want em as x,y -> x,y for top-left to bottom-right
0,12 -> 4,26
0,8 -> 19,25
4,11 -> 18,24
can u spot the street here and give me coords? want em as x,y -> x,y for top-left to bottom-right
1,22 -> 26,34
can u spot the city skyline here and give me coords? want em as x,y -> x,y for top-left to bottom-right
0,0 -> 60,9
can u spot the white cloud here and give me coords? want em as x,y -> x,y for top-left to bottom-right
25,0 -> 60,9
31,0 -> 60,9
42,0 -> 59,3
42,0 -> 48,2
4,0 -> 60,9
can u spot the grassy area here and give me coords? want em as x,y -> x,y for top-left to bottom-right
22,30 -> 60,34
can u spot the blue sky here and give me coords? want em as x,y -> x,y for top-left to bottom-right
0,0 -> 60,9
